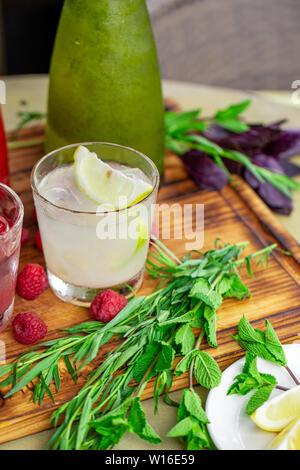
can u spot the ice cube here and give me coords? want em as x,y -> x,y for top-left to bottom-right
43,186 -> 81,208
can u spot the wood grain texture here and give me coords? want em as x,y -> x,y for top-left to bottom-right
0,126 -> 299,444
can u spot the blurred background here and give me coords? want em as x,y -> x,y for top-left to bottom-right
0,0 -> 299,90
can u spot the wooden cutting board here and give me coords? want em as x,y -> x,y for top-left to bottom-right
0,125 -> 299,444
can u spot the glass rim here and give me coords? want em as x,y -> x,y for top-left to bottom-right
31,142 -> 160,215
0,183 -> 24,240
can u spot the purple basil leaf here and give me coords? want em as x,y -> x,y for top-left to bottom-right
222,158 -> 243,175
181,150 -> 229,190
251,153 -> 285,173
243,153 -> 293,215
203,124 -> 230,140
264,128 -> 300,159
205,123 -> 282,157
279,159 -> 300,177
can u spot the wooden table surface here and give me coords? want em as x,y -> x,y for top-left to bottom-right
0,76 -> 300,450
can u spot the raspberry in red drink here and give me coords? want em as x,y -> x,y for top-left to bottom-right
0,184 -> 23,332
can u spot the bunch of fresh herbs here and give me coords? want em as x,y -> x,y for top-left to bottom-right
165,100 -> 300,214
0,238 -> 276,450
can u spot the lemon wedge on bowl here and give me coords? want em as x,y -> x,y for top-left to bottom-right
252,385 -> 300,432
267,417 -> 300,450
74,146 -> 153,210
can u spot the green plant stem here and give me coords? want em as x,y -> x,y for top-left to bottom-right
7,138 -> 45,150
235,244 -> 277,267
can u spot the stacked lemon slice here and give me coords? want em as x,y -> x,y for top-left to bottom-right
251,385 -> 300,450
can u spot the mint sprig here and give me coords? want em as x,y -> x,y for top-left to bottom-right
232,316 -> 286,366
227,351 -> 278,414
167,389 -> 215,450
230,318 -> 298,415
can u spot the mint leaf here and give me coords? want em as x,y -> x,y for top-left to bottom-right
140,421 -> 162,444
191,290 -> 223,311
133,343 -> 159,383
190,279 -> 211,297
217,274 -> 235,295
245,384 -> 275,415
265,320 -> 286,366
227,352 -> 268,396
227,374 -> 259,396
168,390 -> 215,450
160,310 -> 196,326
222,276 -> 250,300
194,351 -> 222,389
203,306 -> 218,348
133,341 -> 175,382
233,317 -> 287,365
178,396 -> 188,422
175,324 -> 195,355
167,416 -> 199,438
89,398 -> 133,450
243,352 -> 257,372
245,353 -> 263,383
186,432 -> 208,451
233,336 -> 276,363
237,316 -> 264,344
260,373 -> 277,385
128,398 -> 161,444
174,350 -> 199,376
182,389 -> 209,424
155,342 -> 175,372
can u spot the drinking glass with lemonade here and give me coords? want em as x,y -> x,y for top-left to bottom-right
31,143 -> 159,306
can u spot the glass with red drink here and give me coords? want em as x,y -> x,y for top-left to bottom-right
0,106 -> 9,185
0,184 -> 23,332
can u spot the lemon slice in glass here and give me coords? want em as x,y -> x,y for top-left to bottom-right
74,146 -> 153,210
252,385 -> 300,432
267,417 -> 300,450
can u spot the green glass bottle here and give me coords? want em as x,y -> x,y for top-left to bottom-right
46,0 -> 165,174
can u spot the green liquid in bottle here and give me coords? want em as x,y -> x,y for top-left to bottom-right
46,0 -> 165,174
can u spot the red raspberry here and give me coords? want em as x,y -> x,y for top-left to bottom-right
21,228 -> 30,247
90,289 -> 128,323
35,231 -> 43,251
0,215 -> 9,235
12,312 -> 47,345
17,264 -> 49,300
